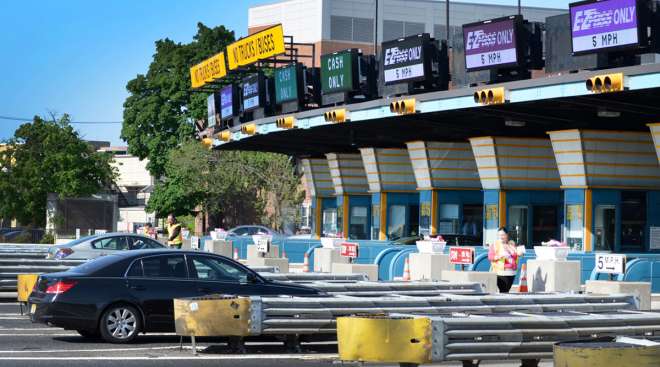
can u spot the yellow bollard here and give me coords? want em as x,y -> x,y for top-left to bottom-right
17,273 -> 39,303
554,339 -> 660,367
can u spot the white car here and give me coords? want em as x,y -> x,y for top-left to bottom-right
47,232 -> 166,260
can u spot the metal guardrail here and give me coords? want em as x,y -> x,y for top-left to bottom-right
336,310 -> 660,366
173,293 -> 640,340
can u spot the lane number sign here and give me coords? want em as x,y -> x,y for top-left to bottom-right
449,247 -> 475,265
340,242 -> 359,258
595,253 -> 626,275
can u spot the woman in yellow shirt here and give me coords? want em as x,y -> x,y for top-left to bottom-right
488,227 -> 525,293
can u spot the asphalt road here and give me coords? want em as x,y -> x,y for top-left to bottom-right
0,302 -> 552,367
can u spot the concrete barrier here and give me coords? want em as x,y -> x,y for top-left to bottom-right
313,247 -> 349,272
204,239 -> 233,258
247,244 -> 280,259
409,253 -> 451,281
585,280 -> 652,311
441,270 -> 497,293
247,257 -> 289,273
331,263 -> 379,281
527,259 -> 581,293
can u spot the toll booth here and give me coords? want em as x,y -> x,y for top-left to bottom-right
549,129 -> 660,253
470,137 -> 563,247
407,141 -> 483,242
360,148 -> 420,240
327,153 -> 371,240
301,158 -> 337,237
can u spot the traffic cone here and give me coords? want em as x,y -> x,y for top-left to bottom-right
518,263 -> 528,293
233,247 -> 239,261
403,257 -> 411,281
303,253 -> 310,273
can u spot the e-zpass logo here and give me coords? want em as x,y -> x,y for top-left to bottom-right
465,30 -> 497,51
384,46 -> 422,66
572,6 -> 636,32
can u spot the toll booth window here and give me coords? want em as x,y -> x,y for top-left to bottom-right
509,206 -> 529,247
388,205 -> 406,240
620,191 -> 646,251
595,205 -> 616,252
565,204 -> 584,251
349,206 -> 368,240
532,206 -> 559,247
322,209 -> 337,237
189,255 -> 248,283
141,255 -> 188,279
461,204 -> 483,244
371,204 -> 380,240
438,204 -> 459,235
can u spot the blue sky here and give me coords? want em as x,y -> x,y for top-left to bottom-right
0,0 -> 571,145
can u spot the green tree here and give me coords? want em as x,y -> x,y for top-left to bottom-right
121,23 -> 235,177
0,115 -> 116,227
147,140 -> 302,231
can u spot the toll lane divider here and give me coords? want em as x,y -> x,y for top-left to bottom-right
174,293 -> 639,339
336,310 -> 660,365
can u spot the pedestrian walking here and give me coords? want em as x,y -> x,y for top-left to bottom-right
166,214 -> 183,249
488,227 -> 525,293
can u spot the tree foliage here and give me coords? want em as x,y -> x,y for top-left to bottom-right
121,23 -> 235,177
146,140 -> 303,231
0,115 -> 116,227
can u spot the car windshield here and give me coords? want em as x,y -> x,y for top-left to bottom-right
68,255 -> 121,274
63,235 -> 100,247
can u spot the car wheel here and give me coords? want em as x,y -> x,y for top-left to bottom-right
77,329 -> 99,339
99,304 -> 141,343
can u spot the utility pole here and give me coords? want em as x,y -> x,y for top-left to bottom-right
446,0 -> 450,41
374,0 -> 379,56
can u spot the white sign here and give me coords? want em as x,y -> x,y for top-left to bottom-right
255,236 -> 270,253
595,253 -> 626,275
243,95 -> 259,110
465,48 -> 518,70
190,236 -> 200,250
384,64 -> 425,83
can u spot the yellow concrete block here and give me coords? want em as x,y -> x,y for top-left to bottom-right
337,316 -> 432,364
174,296 -> 252,337
554,340 -> 660,367
17,274 -> 39,302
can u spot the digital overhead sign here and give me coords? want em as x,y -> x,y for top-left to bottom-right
275,64 -> 300,104
207,93 -> 220,126
570,0 -> 639,54
321,50 -> 357,94
190,52 -> 227,89
220,85 -> 234,120
382,34 -> 429,85
242,74 -> 263,112
463,16 -> 520,72
227,24 -> 286,70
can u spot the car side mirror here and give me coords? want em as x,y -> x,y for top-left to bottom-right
246,273 -> 259,284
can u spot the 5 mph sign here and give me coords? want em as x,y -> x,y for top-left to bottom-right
595,253 -> 626,275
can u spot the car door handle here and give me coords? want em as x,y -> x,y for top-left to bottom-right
129,285 -> 146,291
197,287 -> 212,293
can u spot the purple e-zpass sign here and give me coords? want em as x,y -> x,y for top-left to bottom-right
570,0 -> 638,54
220,85 -> 233,120
463,17 -> 518,71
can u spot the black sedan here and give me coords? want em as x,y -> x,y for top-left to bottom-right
29,250 -> 319,343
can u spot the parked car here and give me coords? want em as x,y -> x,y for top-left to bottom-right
226,225 -> 280,237
29,250 -> 319,343
46,233 -> 165,260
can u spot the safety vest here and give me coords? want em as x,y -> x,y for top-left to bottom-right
167,223 -> 183,246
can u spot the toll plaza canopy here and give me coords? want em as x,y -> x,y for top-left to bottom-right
215,63 -> 660,156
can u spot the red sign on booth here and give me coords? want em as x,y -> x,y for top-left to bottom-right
340,242 -> 359,258
449,247 -> 474,265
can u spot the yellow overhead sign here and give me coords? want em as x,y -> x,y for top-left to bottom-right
190,52 -> 227,89
227,24 -> 285,70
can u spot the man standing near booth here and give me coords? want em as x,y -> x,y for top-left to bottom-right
166,214 -> 183,249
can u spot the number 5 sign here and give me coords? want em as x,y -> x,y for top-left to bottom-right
595,253 -> 626,275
